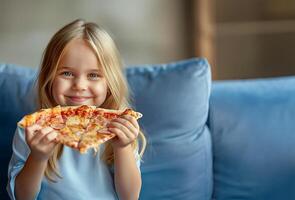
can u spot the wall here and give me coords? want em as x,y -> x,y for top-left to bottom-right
216,0 -> 295,79
0,0 -> 191,68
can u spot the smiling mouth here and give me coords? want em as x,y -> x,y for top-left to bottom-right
66,96 -> 92,103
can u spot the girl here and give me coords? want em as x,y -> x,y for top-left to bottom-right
7,19 -> 146,200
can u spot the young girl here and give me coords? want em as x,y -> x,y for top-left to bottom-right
7,19 -> 146,200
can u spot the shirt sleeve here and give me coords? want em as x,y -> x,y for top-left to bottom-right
134,148 -> 141,170
6,126 -> 40,200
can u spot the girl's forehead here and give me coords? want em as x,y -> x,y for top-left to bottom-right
57,39 -> 102,71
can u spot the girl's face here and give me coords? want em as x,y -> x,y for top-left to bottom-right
52,38 -> 108,107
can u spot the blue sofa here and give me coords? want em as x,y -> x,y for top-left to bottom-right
1,58 -> 295,200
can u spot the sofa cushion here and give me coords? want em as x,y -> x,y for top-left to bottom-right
127,58 -> 212,200
0,58 -> 213,200
0,64 -> 37,199
209,77 -> 295,200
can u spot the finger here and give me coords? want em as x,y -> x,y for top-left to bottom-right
111,118 -> 138,134
111,122 -> 138,140
40,139 -> 58,154
108,127 -> 130,143
109,124 -> 137,142
109,121 -> 133,137
121,115 -> 140,130
112,119 -> 139,139
31,127 -> 53,144
45,141 -> 58,151
25,124 -> 42,142
40,130 -> 58,144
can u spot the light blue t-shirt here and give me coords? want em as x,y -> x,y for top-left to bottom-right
7,126 -> 141,200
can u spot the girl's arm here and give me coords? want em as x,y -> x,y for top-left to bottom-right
15,125 -> 58,200
113,145 -> 141,200
15,154 -> 48,200
108,115 -> 142,200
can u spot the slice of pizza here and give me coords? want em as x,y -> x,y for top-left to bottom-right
18,106 -> 81,149
18,105 -> 143,153
18,106 -> 64,129
77,107 -> 143,153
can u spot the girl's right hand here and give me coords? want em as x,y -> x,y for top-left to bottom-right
25,124 -> 58,162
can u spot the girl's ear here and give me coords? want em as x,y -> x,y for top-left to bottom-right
107,89 -> 111,96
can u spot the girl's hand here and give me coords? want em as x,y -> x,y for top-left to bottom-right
25,124 -> 58,162
108,115 -> 140,149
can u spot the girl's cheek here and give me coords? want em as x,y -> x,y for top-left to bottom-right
52,78 -> 70,102
54,78 -> 71,91
93,81 -> 108,96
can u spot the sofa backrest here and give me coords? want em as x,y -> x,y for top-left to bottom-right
0,64 -> 37,199
209,77 -> 295,200
127,58 -> 212,200
0,58 -> 213,200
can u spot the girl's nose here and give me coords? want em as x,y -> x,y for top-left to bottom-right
72,77 -> 87,91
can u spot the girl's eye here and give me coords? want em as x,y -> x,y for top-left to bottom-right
88,73 -> 101,80
61,71 -> 73,77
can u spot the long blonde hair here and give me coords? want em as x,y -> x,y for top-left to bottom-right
37,19 -> 146,181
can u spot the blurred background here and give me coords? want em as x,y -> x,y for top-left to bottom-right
1,0 -> 295,80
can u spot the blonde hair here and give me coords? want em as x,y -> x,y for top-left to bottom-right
37,19 -> 146,181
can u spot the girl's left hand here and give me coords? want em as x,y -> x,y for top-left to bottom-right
107,115 -> 140,149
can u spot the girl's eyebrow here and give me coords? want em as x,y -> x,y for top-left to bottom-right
58,66 -> 101,72
58,66 -> 72,70
88,69 -> 101,72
